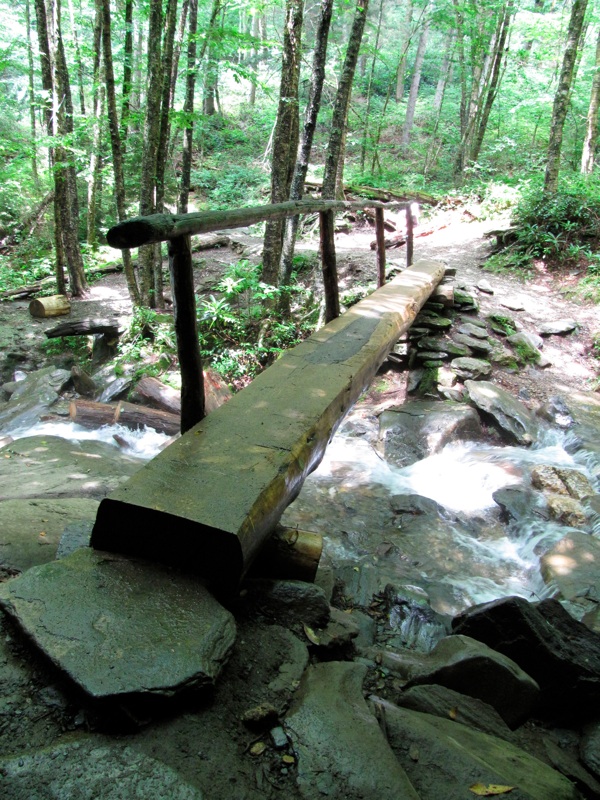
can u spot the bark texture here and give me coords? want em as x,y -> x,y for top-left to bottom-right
581,25 -> 600,174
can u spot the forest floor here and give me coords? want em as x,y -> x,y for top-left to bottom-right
1,207 -> 600,799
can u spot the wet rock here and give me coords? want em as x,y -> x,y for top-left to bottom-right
416,350 -> 448,362
581,721 -> 600,778
541,734 -> 600,799
539,319 -> 578,336
56,518 -> 95,558
401,634 -> 540,728
531,465 -> 571,495
0,548 -> 236,700
415,314 -> 453,330
541,532 -> 600,601
465,380 -> 540,445
450,356 -> 492,380
537,396 -> 574,428
284,662 -> 419,800
0,435 -> 144,501
0,498 -> 98,572
378,400 -> 484,468
452,596 -> 600,722
0,366 -> 71,430
245,579 -> 330,628
454,289 -> 479,311
369,697 -> 582,800
0,737 -> 204,800
97,375 -> 133,403
306,606 -> 360,650
556,468 -> 595,500
417,336 -> 469,356
486,311 -> 518,336
492,486 -> 550,522
545,494 -> 588,527
452,332 -> 494,354
382,584 -> 451,653
396,684 -> 515,742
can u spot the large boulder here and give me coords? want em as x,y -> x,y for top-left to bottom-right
452,596 -> 600,722
284,662 -> 419,800
0,549 -> 236,700
465,380 -> 540,445
370,698 -> 582,800
0,435 -> 143,501
0,367 -> 70,431
378,400 -> 484,468
540,533 -> 600,602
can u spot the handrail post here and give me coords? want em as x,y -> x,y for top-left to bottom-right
168,234 -> 205,433
375,207 -> 386,287
319,209 -> 340,322
406,204 -> 414,267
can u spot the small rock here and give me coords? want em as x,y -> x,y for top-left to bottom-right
245,579 -> 330,628
270,726 -> 289,749
476,278 -> 494,294
241,703 -> 279,730
452,333 -> 493,354
450,357 -> 492,380
545,493 -> 587,527
457,323 -> 489,339
415,314 -> 453,330
531,465 -> 570,496
539,319 -> 578,336
501,296 -> 526,311
486,312 -> 517,336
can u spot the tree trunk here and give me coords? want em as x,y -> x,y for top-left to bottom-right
395,0 -> 413,103
179,0 -> 199,214
360,0 -> 385,172
101,0 -> 140,305
401,19 -> 429,147
279,0 -> 334,289
321,0 -> 370,200
67,0 -> 85,115
25,0 -> 38,182
581,25 -> 600,173
261,0 -> 303,285
249,11 -> 260,106
544,0 -> 589,193
433,33 -> 455,111
139,0 -> 164,307
120,0 -> 134,141
87,0 -> 104,249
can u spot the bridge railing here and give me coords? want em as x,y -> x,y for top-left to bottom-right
106,198 -> 414,433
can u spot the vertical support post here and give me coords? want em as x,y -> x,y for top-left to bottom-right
406,204 -> 414,267
375,206 -> 386,287
168,234 -> 205,433
319,209 -> 340,322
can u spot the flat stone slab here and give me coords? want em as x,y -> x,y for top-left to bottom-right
0,548 -> 236,699
285,662 -> 419,800
92,260 -> 445,585
0,736 -> 204,800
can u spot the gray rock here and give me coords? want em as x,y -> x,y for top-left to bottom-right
415,314 -> 453,330
0,436 -> 143,501
501,296 -> 526,311
539,318 -> 578,336
509,330 -> 544,350
382,583 -> 451,653
416,350 -> 449,362
396,684 -> 515,741
545,494 -> 588,527
285,662 -> 419,800
477,278 -> 494,294
245,579 -> 330,628
402,634 -> 540,728
507,331 -> 548,366
452,332 -> 493,354
452,596 -> 600,722
0,548 -> 236,699
307,606 -> 360,650
492,486 -> 550,522
0,498 -> 98,572
56,518 -> 95,559
0,737 -> 204,800
581,721 -> 600,778
0,366 -> 71,430
457,322 -> 489,339
451,356 -> 492,380
370,698 -> 581,800
465,380 -> 540,445
97,375 -> 133,403
486,311 -> 518,336
378,400 -> 484,468
418,336 -> 470,357
541,533 -> 600,601
454,289 -> 479,311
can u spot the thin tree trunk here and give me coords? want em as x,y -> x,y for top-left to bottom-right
87,0 -> 103,248
25,0 -> 38,183
279,0 -> 334,289
322,0 -> 370,199
101,0 -> 140,305
544,0 -> 588,193
67,0 -> 85,115
360,0 -> 385,172
395,0 -> 413,103
179,0 -> 199,214
120,0 -> 133,141
581,25 -> 600,173
249,11 -> 260,106
139,0 -> 164,307
401,19 -> 429,147
433,33 -> 455,111
261,0 -> 303,285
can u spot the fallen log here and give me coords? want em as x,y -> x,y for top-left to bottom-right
134,376 -> 181,415
45,317 -> 121,339
29,295 -> 71,319
69,399 -> 180,435
191,234 -> 231,252
91,259 -> 445,588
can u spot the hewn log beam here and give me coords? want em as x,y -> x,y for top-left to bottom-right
106,199 -> 411,250
91,259 -> 445,588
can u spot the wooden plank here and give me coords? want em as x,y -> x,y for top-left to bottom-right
91,259 -> 445,587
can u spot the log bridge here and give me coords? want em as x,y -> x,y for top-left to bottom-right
91,200 -> 445,587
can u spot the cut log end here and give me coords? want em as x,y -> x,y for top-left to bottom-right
29,295 -> 71,319
249,526 -> 324,583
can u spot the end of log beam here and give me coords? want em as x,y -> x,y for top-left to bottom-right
247,526 -> 323,583
107,214 -> 176,249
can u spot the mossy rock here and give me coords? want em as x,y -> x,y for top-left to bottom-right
486,312 -> 517,336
